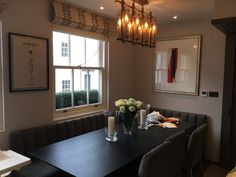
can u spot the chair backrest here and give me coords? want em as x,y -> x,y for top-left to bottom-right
165,131 -> 188,176
185,123 -> 208,168
138,131 -> 188,177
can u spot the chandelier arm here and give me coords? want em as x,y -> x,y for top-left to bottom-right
149,11 -> 152,47
121,0 -> 125,42
141,5 -> 144,46
131,2 -> 135,44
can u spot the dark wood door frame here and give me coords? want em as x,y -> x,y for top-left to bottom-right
212,17 -> 236,169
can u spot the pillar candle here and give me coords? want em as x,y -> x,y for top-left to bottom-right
140,109 -> 147,125
108,117 -> 115,137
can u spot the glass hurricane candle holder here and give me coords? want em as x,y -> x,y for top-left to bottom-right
104,111 -> 119,142
138,109 -> 148,130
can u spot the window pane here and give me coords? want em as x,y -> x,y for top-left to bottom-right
55,69 -> 72,109
85,38 -> 101,67
53,32 -> 70,66
70,35 -> 85,66
74,69 -> 88,106
89,69 -> 101,104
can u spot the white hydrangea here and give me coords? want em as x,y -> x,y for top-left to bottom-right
115,99 -> 125,107
128,106 -> 136,112
115,98 -> 143,114
136,101 -> 143,109
120,106 -> 126,113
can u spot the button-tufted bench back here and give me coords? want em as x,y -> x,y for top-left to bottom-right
10,114 -> 105,155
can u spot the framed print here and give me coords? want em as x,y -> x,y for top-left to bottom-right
153,35 -> 201,95
9,33 -> 49,92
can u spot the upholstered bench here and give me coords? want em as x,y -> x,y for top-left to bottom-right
10,114 -> 105,177
150,107 -> 207,127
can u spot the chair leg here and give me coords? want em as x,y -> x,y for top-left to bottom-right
199,161 -> 204,177
193,163 -> 204,177
185,169 -> 193,177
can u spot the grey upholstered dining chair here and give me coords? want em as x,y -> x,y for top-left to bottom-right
182,124 -> 208,177
138,131 -> 188,177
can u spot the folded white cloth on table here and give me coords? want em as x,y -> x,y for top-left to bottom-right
159,122 -> 177,128
147,111 -> 165,124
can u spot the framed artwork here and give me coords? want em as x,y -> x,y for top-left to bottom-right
9,33 -> 49,92
153,35 -> 201,95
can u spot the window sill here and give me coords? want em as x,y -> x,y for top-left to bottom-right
53,106 -> 106,122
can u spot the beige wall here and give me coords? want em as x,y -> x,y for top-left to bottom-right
0,0 -> 53,149
0,0 -> 135,149
213,0 -> 236,19
134,19 -> 225,162
109,36 -> 136,110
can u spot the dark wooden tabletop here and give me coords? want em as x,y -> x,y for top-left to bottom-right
29,122 -> 195,177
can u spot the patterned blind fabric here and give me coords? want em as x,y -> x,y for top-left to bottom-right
51,0 -> 115,35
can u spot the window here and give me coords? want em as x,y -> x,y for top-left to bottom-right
53,31 -> 107,119
62,80 -> 70,92
61,42 -> 69,57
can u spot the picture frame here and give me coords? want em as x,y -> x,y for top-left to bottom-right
153,35 -> 201,95
9,33 -> 49,92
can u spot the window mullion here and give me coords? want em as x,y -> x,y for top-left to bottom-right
86,69 -> 90,105
71,69 -> 74,107
68,35 -> 71,66
84,38 -> 86,66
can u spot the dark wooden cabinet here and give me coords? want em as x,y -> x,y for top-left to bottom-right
212,17 -> 236,169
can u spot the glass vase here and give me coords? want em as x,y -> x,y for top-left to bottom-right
119,111 -> 136,135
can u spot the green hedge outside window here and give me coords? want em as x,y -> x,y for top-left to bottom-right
56,89 -> 99,109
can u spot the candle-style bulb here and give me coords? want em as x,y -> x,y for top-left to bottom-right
118,18 -> 122,26
124,14 -> 129,22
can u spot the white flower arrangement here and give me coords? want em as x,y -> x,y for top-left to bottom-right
115,98 -> 144,114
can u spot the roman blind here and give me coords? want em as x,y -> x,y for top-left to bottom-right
51,0 -> 115,35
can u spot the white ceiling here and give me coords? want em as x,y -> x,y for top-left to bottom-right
64,0 -> 214,25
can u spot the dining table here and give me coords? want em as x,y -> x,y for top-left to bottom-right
29,122 -> 195,177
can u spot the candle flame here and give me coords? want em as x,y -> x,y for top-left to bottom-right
136,18 -> 139,25
128,23 -> 132,29
118,18 -> 121,26
152,25 -> 156,31
124,14 -> 129,22
144,22 -> 148,29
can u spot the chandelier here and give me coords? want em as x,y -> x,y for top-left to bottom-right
115,0 -> 157,48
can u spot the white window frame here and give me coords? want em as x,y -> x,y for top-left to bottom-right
0,20 -> 5,132
53,25 -> 109,120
